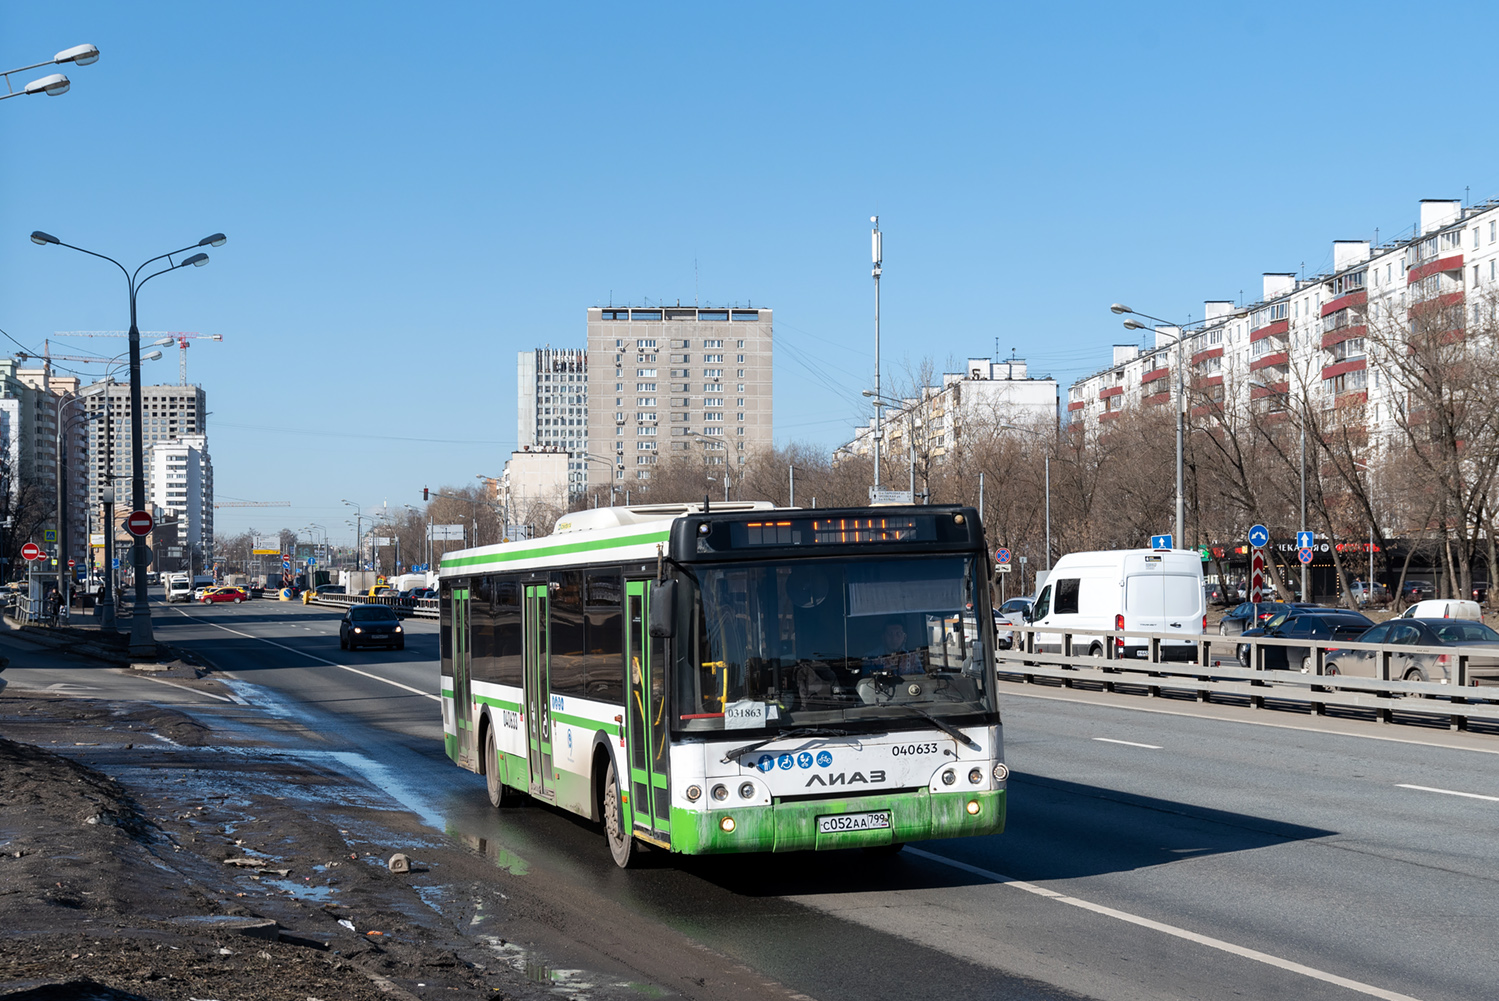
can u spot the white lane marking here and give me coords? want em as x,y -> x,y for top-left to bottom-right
1001,687 -> 1499,756
133,674 -> 241,704
1092,737 -> 1162,749
167,607 -> 438,701
904,847 -> 1424,1001
1397,783 -> 1499,803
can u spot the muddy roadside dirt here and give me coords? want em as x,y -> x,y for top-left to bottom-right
0,694 -> 803,1001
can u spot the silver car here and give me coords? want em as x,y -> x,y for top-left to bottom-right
1325,618 -> 1499,683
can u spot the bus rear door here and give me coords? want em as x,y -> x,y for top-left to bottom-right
625,581 -> 671,846
450,584 -> 474,768
523,582 -> 555,800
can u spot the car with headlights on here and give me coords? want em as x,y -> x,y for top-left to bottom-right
339,603 -> 405,651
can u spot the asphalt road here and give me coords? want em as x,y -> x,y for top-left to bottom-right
22,594 -> 1499,1001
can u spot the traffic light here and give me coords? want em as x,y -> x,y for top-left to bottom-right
423,487 -> 429,501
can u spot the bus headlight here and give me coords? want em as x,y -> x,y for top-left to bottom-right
711,784 -> 728,801
941,768 -> 956,786
993,763 -> 1009,782
968,768 -> 983,785
720,816 -> 736,833
738,782 -> 755,800
966,800 -> 981,816
685,785 -> 702,802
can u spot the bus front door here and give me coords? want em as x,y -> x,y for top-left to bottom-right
625,581 -> 671,846
523,583 -> 555,800
450,586 -> 474,768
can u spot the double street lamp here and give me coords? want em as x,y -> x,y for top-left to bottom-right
1,44 -> 99,103
32,230 -> 226,656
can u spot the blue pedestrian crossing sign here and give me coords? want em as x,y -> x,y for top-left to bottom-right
1297,531 -> 1314,549
43,529 -> 57,543
1150,534 -> 1173,551
1248,524 -> 1270,548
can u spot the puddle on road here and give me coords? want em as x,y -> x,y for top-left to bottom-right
480,937 -> 669,998
455,832 -> 531,876
260,876 -> 339,902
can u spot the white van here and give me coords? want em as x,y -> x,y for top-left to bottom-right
1400,599 -> 1482,621
165,574 -> 192,603
1028,548 -> 1205,661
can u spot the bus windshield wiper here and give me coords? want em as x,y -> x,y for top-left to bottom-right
723,727 -> 851,763
911,706 -> 981,750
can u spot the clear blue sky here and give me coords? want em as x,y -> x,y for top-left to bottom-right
2,2 -> 1495,544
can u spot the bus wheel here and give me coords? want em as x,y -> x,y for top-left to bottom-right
484,727 -> 507,809
603,759 -> 635,868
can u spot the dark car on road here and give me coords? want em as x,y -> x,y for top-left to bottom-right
1325,618 -> 1499,683
339,604 -> 405,651
1218,601 -> 1319,636
1236,608 -> 1375,671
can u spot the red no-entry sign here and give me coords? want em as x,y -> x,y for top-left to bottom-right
21,542 -> 42,561
125,510 -> 154,538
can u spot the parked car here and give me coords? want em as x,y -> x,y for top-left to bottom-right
1325,617 -> 1499,683
1217,601 -> 1317,636
1236,608 -> 1375,671
997,596 -> 1033,619
1348,580 -> 1391,606
339,604 -> 405,651
1401,580 -> 1436,602
200,586 -> 248,604
314,584 -> 346,595
1472,582 -> 1490,603
1400,599 -> 1482,621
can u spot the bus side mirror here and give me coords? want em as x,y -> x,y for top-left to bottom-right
649,580 -> 677,639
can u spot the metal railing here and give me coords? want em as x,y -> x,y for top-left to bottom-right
306,591 -> 438,619
999,624 -> 1499,730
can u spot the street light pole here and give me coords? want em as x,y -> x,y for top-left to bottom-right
1113,304 -> 1248,550
871,216 -> 883,492
32,230 -> 224,655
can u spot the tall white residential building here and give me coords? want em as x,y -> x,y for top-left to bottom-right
500,447 -> 569,532
149,434 -> 213,551
585,305 -> 773,489
838,357 -> 1059,461
80,383 -> 207,507
517,348 -> 589,495
1068,196 -> 1499,443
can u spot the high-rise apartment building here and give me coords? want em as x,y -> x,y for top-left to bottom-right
584,305 -> 772,489
149,434 -> 213,551
1067,196 -> 1499,443
517,348 -> 588,495
80,383 -> 208,552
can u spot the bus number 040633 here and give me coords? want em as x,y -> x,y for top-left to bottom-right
891,743 -> 940,756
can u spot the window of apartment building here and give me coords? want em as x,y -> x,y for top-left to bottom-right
705,397 -> 724,407
1475,228 -> 1481,250
639,339 -> 657,348
704,339 -> 723,348
736,340 -> 744,348
1440,230 -> 1463,252
703,353 -> 723,362
737,412 -> 744,422
704,412 -> 722,421
637,412 -> 656,422
737,427 -> 746,436
636,398 -> 656,407
704,368 -> 723,378
737,384 -> 745,393
637,441 -> 656,451
639,426 -> 657,435
736,354 -> 744,363
637,368 -> 657,377
737,369 -> 744,377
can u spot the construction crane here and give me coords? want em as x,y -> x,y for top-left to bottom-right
54,331 -> 224,385
213,501 -> 291,509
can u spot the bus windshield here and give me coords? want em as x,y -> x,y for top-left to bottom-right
677,555 -> 994,732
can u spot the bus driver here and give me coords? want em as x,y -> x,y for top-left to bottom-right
862,618 -> 924,676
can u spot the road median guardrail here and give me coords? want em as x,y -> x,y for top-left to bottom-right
999,624 -> 1499,731
306,592 -> 438,619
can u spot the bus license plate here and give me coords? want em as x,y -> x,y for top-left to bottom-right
818,811 -> 891,834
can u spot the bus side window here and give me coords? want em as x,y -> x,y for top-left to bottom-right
584,571 -> 624,704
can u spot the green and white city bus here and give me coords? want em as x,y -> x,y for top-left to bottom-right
438,501 -> 1006,867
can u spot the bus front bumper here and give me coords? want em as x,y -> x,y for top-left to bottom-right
670,787 -> 1005,854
